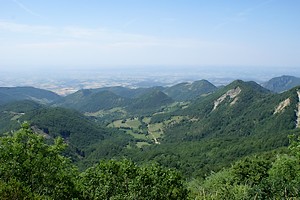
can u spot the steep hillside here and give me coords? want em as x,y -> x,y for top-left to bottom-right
13,106 -> 134,166
0,100 -> 134,163
163,79 -> 217,101
92,86 -> 165,99
127,90 -> 174,114
20,108 -> 125,149
0,86 -> 61,105
262,75 -> 300,93
0,100 -> 43,134
128,81 -> 300,177
55,80 -> 216,114
2,79 -> 300,178
55,90 -> 129,112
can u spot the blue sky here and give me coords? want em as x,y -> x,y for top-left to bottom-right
0,0 -> 299,70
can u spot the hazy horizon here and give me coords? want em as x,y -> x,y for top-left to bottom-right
1,0 -> 300,71
1,65 -> 300,95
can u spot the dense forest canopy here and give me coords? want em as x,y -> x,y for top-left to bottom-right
1,77 -> 300,198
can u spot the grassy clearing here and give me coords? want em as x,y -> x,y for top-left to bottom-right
126,118 -> 142,129
128,131 -> 148,140
109,118 -> 141,130
148,123 -> 163,132
108,120 -> 123,128
155,102 -> 190,114
142,117 -> 151,124
150,131 -> 162,139
10,113 -> 24,121
108,115 -> 191,146
136,142 -> 151,148
85,107 -> 127,117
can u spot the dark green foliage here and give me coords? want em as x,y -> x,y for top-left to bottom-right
0,100 -> 42,113
231,156 -> 271,186
2,80 -> 300,180
163,79 -> 217,101
55,90 -> 129,112
57,86 -> 174,114
138,81 -> 298,177
0,112 -> 20,135
18,107 -> 134,165
2,79 -> 300,199
0,86 -> 61,105
267,154 -> 300,198
0,125 -> 188,199
21,107 -> 111,149
0,100 -> 42,134
127,90 -> 174,114
262,75 -> 300,93
80,159 -> 188,200
0,123 -> 79,199
93,86 -> 165,99
78,133 -> 135,169
192,137 -> 300,199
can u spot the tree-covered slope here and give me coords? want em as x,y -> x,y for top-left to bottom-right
0,100 -> 43,134
55,89 -> 129,112
126,90 -> 174,114
19,107 -> 132,152
0,124 -> 188,199
126,81 -> 300,177
0,86 -> 61,105
0,100 -> 135,166
2,79 -> 300,181
163,79 -> 217,101
91,86 -> 165,99
262,75 -> 300,93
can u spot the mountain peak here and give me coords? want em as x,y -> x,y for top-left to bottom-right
164,79 -> 217,101
212,86 -> 241,111
262,75 -> 300,93
227,80 -> 270,94
0,86 -> 61,105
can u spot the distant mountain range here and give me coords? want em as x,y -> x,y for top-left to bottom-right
1,75 -> 300,108
262,75 -> 300,93
1,75 -> 300,177
0,86 -> 60,105
163,79 -> 217,101
53,79 -> 217,114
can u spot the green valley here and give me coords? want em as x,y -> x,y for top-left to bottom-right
1,78 -> 300,199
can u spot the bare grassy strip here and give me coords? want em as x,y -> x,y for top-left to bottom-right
108,115 -> 191,146
85,107 -> 127,117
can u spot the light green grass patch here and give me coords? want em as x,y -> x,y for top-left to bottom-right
128,131 -> 148,140
142,117 -> 151,124
108,119 -> 126,128
136,142 -> 151,148
126,118 -> 142,130
85,107 -> 127,117
10,114 -> 24,121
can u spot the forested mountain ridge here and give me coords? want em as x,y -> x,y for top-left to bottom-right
262,75 -> 300,93
126,90 -> 174,114
54,90 -> 129,112
130,80 -> 300,177
0,86 -> 61,105
20,107 -> 135,163
90,85 -> 165,99
0,100 -> 43,133
54,79 -> 216,114
67,79 -> 215,101
0,101 -> 135,165
1,78 -> 300,179
163,79 -> 217,101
